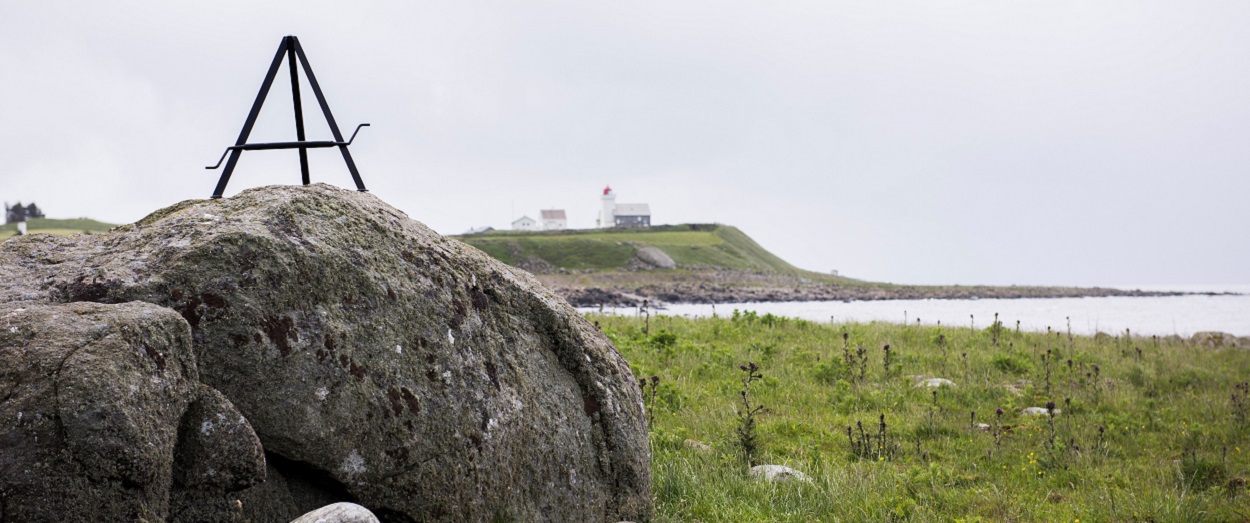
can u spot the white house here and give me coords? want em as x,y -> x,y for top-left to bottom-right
598,185 -> 651,228
540,209 -> 567,230
511,215 -> 539,231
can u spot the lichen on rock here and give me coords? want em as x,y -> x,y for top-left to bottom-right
0,183 -> 651,522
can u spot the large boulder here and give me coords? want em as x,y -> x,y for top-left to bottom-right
0,183 -> 651,522
0,302 -> 265,522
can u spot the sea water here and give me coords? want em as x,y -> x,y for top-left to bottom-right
585,284 -> 1250,337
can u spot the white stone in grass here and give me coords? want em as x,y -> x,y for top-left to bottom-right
976,423 -> 991,432
749,464 -> 812,483
683,439 -> 713,454
1021,407 -> 1060,416
916,378 -> 956,388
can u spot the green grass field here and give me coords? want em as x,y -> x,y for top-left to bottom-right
596,312 -> 1250,521
0,218 -> 116,240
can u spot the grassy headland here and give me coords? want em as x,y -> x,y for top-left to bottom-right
455,225 -> 1180,306
599,312 -> 1250,521
0,217 -> 116,240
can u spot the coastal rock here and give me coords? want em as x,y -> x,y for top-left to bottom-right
0,183 -> 651,522
0,302 -> 263,522
749,464 -> 812,483
1191,331 -> 1241,348
634,245 -> 676,269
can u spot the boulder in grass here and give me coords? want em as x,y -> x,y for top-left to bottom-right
683,439 -> 713,454
749,465 -> 812,483
1021,407 -> 1060,416
915,377 -> 956,388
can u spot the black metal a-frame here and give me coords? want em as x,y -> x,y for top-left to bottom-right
206,35 -> 369,199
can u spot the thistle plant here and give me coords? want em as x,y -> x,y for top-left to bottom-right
991,312 -> 1002,347
841,331 -> 850,369
1041,349 -> 1053,396
641,299 -> 650,336
882,344 -> 893,377
736,362 -> 766,467
1045,400 -> 1059,451
991,407 -> 1004,455
639,375 -> 660,430
856,346 -> 868,383
1233,382 -> 1249,426
848,414 -> 896,461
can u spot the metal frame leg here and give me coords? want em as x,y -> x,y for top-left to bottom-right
293,38 -> 368,193
212,38 -> 291,199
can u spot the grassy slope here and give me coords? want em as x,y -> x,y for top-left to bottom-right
0,218 -> 116,240
456,224 -> 857,283
599,313 -> 1250,521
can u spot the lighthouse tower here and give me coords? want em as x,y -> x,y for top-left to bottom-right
599,185 -> 616,228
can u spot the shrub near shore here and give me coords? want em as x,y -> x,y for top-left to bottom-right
594,312 -> 1250,522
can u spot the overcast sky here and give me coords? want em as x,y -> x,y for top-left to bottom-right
2,1 -> 1247,286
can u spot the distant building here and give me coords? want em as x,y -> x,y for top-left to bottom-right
598,186 -> 651,228
462,226 -> 495,235
540,209 -> 567,230
511,215 -> 539,231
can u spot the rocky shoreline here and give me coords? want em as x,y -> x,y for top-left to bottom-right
550,281 -> 1198,308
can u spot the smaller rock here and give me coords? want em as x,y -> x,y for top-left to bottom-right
1192,331 -> 1240,348
683,439 -> 712,454
1021,407 -> 1060,416
289,502 -> 379,523
975,423 -> 991,432
1002,379 -> 1032,396
749,465 -> 812,483
634,246 -> 676,269
916,378 -> 956,388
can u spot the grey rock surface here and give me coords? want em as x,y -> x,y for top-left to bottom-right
0,301 -> 263,522
0,183 -> 651,522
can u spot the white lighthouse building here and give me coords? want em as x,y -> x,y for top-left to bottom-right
599,186 -> 616,227
598,185 -> 651,228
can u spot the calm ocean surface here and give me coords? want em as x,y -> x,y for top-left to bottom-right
585,284 -> 1250,337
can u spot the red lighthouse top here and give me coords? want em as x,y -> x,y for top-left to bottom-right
603,185 -> 612,195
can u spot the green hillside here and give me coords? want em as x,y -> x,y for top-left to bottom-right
456,224 -> 817,275
0,218 -> 117,240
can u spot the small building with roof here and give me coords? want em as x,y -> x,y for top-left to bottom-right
540,209 -> 567,230
511,215 -> 539,231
